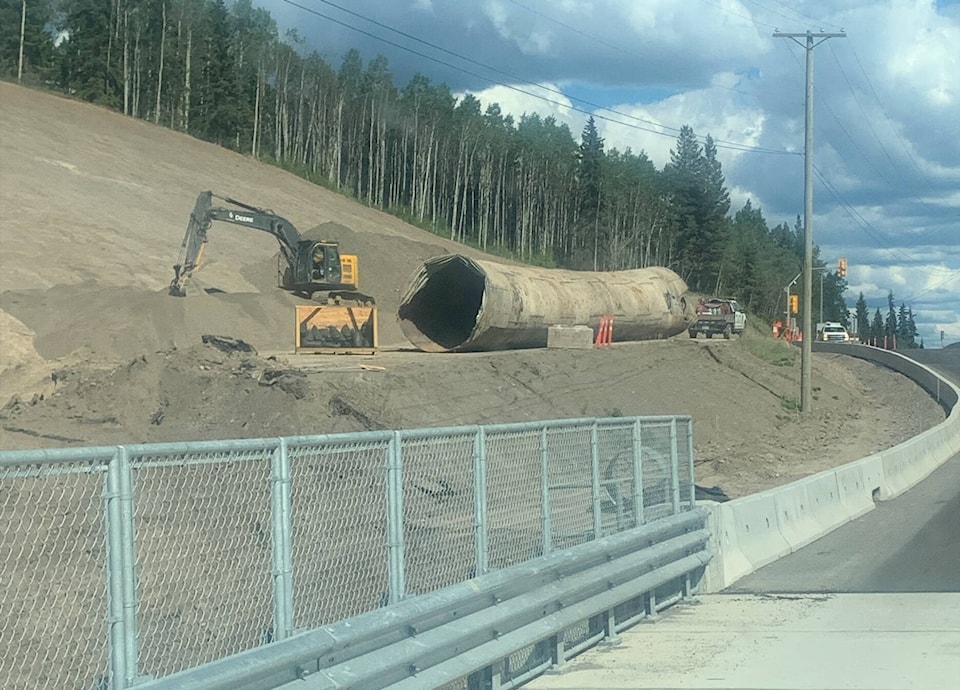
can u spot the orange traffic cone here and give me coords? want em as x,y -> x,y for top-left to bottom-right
595,315 -> 614,347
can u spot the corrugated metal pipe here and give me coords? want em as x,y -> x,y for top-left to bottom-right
397,254 -> 697,352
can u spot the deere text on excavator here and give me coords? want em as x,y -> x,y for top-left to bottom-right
169,191 -> 374,305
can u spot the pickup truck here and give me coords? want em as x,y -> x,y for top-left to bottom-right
688,298 -> 746,339
817,322 -> 851,343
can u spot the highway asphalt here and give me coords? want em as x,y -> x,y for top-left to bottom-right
730,452 -> 960,592
527,347 -> 960,689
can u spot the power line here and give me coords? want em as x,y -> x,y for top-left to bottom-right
283,0 -> 794,155
846,42 -> 932,182
742,0 -> 819,29
826,42 -> 902,175
504,0 -> 637,60
902,269 -> 960,303
783,40 -> 953,254
696,0 -> 780,31
837,41 -> 956,243
291,0 -> 680,139
506,0 -> 764,98
813,164 -> 954,275
748,0 -> 845,31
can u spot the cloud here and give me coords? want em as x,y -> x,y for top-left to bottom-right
258,0 -> 960,346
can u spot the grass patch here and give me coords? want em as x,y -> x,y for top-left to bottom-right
779,395 -> 801,412
738,331 -> 799,367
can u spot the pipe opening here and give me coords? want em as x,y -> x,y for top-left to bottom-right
399,256 -> 485,351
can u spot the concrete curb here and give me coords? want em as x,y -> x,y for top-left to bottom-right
701,346 -> 959,592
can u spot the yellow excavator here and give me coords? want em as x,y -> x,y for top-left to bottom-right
169,191 -> 373,305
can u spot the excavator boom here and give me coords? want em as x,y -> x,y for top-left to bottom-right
169,191 -> 367,301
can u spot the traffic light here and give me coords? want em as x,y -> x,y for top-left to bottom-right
789,294 -> 799,314
838,257 -> 847,277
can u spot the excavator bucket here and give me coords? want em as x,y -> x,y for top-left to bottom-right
295,305 -> 378,355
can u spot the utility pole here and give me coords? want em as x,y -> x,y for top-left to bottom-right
774,29 -> 845,412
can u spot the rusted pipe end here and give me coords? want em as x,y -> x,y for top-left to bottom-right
398,255 -> 486,352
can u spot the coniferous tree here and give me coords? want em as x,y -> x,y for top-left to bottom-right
819,270 -> 849,326
57,0 -> 120,106
897,302 -> 911,346
701,135 -> 731,291
664,126 -> 730,292
885,290 -> 898,343
906,307 -> 919,348
855,292 -> 870,342
576,115 -> 604,270
0,0 -> 55,81
871,308 -> 885,343
193,0 -> 240,146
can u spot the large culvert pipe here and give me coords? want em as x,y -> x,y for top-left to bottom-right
398,255 -> 696,352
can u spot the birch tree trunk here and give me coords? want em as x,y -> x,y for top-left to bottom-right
122,9 -> 130,116
17,0 -> 25,82
132,23 -> 141,118
182,26 -> 191,131
252,59 -> 262,158
154,2 -> 166,124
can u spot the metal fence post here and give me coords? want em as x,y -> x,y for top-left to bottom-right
117,446 -> 140,687
473,427 -> 489,576
590,423 -> 602,539
386,431 -> 406,603
271,439 -> 294,639
540,427 -> 552,556
670,419 -> 681,515
687,419 -> 696,508
632,419 -> 645,527
105,449 -> 127,689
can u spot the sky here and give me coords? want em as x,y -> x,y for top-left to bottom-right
261,0 -> 960,348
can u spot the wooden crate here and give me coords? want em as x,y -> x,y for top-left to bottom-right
295,305 -> 378,355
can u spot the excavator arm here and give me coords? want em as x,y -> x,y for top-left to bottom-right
169,191 -> 316,296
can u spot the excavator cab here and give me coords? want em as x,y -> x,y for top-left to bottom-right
293,240 -> 342,287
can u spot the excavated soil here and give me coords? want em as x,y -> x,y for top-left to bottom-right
0,82 -> 948,499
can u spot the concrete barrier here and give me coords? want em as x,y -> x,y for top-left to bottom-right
836,454 -> 882,518
701,346 -> 959,592
772,480 -> 816,551
727,493 -> 791,571
704,502 -> 757,590
878,418 -> 959,499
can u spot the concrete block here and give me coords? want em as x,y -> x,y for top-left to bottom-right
804,471 -> 848,535
546,324 -> 594,349
879,423 -> 953,500
836,455 -> 881,520
728,493 -> 791,572
772,482 -> 815,552
700,501 -> 752,592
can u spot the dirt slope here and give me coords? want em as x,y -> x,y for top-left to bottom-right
0,82 -> 946,498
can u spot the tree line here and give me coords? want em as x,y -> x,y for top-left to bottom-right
854,291 -> 921,348
4,0 -> 856,324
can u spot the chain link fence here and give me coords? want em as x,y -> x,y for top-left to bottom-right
0,416 -> 694,689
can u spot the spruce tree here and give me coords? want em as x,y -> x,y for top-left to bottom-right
855,292 -> 869,342
577,116 -> 604,269
871,308 -> 884,343
0,0 -> 55,81
885,291 -> 898,343
57,0 -> 118,106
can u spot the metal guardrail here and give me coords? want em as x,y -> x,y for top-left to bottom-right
138,510 -> 711,690
0,415 -> 695,690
